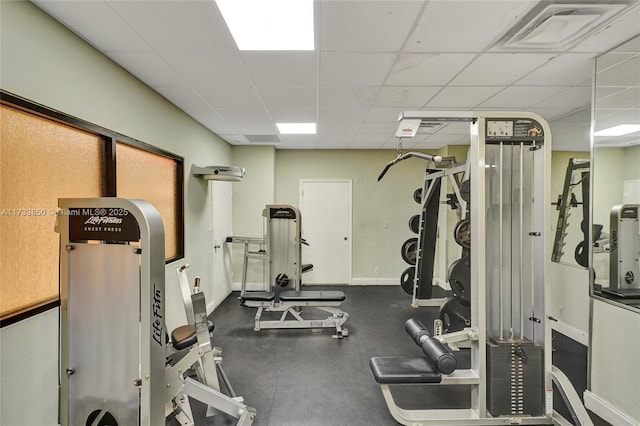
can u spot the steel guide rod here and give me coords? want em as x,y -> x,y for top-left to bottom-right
519,143 -> 525,340
509,145 -> 514,340
499,143 -> 504,341
531,142 -> 537,342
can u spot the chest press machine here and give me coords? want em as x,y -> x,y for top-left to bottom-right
56,197 -> 255,426
371,112 -> 593,425
238,205 -> 349,338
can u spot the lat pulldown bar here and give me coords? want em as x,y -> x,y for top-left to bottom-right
404,318 -> 457,375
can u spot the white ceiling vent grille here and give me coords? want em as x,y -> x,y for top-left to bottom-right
496,1 -> 633,51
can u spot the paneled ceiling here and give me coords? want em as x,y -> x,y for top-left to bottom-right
33,0 -> 640,151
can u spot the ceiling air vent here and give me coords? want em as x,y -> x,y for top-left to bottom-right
496,1 -> 633,51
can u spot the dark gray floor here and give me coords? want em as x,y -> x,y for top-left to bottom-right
171,285 -> 609,426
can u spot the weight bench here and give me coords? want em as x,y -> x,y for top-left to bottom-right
241,290 -> 349,338
370,318 -> 479,425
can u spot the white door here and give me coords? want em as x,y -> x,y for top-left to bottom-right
211,181 -> 233,306
300,180 -> 352,284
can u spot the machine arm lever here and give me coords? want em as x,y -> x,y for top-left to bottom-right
377,152 -> 443,181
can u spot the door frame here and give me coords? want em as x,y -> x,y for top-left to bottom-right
299,179 -> 353,285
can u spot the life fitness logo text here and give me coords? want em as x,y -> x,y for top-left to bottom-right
84,216 -> 123,225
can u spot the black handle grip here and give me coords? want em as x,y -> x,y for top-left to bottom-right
404,318 -> 457,375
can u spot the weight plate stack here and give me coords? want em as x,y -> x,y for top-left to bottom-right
401,238 -> 418,265
408,215 -> 420,234
447,257 -> 471,305
400,267 -> 415,295
439,297 -> 471,333
453,219 -> 471,249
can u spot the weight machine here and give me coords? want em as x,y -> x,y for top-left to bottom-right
236,205 -> 349,338
56,197 -> 255,425
371,111 -> 591,425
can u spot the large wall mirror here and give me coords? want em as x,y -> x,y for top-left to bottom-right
591,34 -> 640,311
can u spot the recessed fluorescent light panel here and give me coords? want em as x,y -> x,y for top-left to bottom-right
594,124 -> 640,137
276,123 -> 316,134
215,0 -> 314,50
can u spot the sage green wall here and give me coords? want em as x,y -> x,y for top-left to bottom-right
273,149 -> 441,282
1,2 -> 232,424
230,145 -> 276,287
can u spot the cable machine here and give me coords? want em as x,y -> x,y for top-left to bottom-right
370,111 -> 590,425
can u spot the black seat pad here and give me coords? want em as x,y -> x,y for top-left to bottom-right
171,321 -> 215,351
279,290 -> 345,302
241,291 -> 275,302
370,357 -> 442,384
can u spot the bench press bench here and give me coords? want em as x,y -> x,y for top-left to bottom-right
241,290 -> 349,339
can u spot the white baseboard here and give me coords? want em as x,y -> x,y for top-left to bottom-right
584,390 -> 638,426
551,320 -> 589,346
351,278 -> 398,286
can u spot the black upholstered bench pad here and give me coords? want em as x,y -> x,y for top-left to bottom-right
279,290 -> 345,302
241,291 -> 275,301
370,357 -> 442,384
171,321 -> 215,351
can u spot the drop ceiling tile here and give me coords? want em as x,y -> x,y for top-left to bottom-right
374,86 -> 440,108
596,87 -> 640,109
320,1 -> 424,52
319,108 -> 369,123
154,86 -> 210,110
242,52 -> 317,86
480,86 -> 572,108
215,108 -> 276,134
530,107 -> 583,121
450,53 -> 555,86
160,50 -> 250,87
516,54 -> 595,86
319,86 -> 380,108
534,86 -> 593,109
108,52 -> 185,87
106,0 -> 236,52
571,5 -> 640,55
364,108 -> 402,123
426,86 -> 504,108
352,134 -> 395,144
597,55 -> 640,87
320,53 -> 396,85
596,52 -> 638,72
358,122 -> 398,134
257,86 -> 316,108
405,1 -> 536,52
267,108 -> 317,122
386,53 -> 476,86
196,85 -> 262,108
183,107 -> 238,134
317,121 -> 361,136
32,1 -> 150,52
